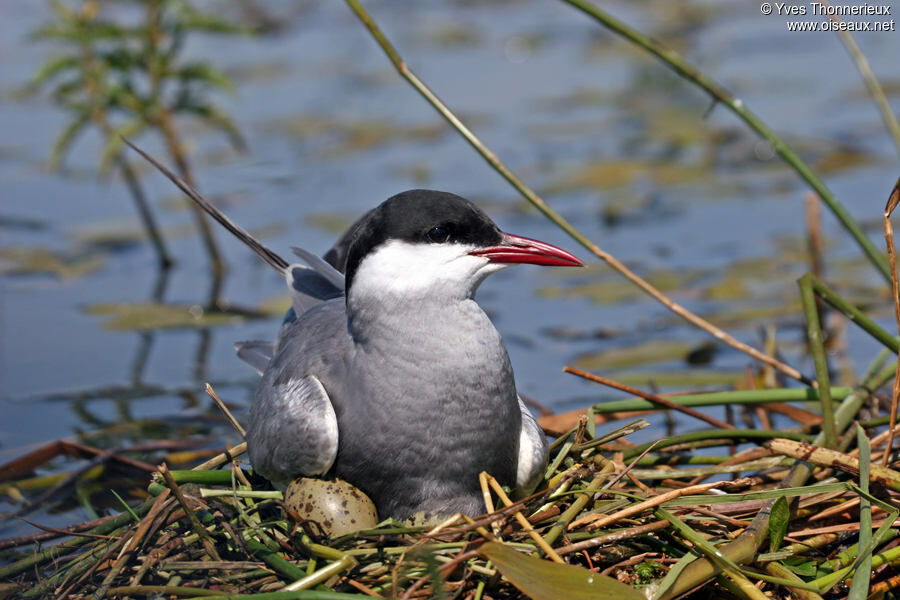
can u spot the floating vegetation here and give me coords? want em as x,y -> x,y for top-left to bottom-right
543,159 -> 710,194
84,302 -> 265,331
0,246 -> 104,279
572,339 -> 700,370
262,116 -> 448,157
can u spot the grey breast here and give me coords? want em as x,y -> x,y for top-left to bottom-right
333,298 -> 522,519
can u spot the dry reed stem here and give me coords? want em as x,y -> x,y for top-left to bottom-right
191,441 -> 247,471
481,472 -> 564,563
459,513 -> 497,544
823,4 -> 900,156
555,519 -> 670,555
883,181 -> 900,466
806,193 -> 826,281
789,518 -> 900,538
568,480 -> 732,530
88,490 -> 173,600
768,438 -> 900,492
343,0 -> 811,388
206,383 -> 246,438
850,422 -> 900,456
685,446 -> 775,487
563,367 -> 734,430
477,471 -> 500,538
346,578 -> 385,598
13,517 -> 118,543
604,441 -> 661,492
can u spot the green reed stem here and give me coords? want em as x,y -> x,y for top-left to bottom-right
799,274 -> 836,448
622,429 -> 812,461
593,387 -> 853,413
562,0 -> 891,283
808,274 -> 899,353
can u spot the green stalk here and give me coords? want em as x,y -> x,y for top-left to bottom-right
848,425 -> 872,600
244,538 -> 307,581
622,429 -> 812,460
809,274 -> 899,352
542,457 -> 615,547
164,470 -> 237,485
189,592 -> 370,600
813,545 -> 900,590
658,389 -> 864,599
343,0 -> 810,386
0,495 -> 157,581
762,562 -> 824,600
799,274 -> 836,448
593,387 -> 853,413
562,0 -> 891,283
832,27 -> 900,157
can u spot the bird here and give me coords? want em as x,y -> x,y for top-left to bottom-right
126,141 -> 583,520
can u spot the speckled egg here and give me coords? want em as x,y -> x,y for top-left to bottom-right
283,477 -> 378,536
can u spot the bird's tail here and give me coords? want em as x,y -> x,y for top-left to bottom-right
123,137 -> 289,274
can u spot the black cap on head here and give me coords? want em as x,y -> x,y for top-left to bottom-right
343,190 -> 502,290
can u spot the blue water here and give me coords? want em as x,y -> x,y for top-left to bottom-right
1,0 -> 899,537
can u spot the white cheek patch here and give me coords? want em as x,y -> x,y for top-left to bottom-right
351,239 -> 504,299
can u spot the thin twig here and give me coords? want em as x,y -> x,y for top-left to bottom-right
14,517 -> 118,542
568,480 -> 735,530
564,367 -> 734,430
561,0 -> 891,284
824,5 -> 900,156
191,441 -> 247,471
556,519 -> 670,555
206,383 -> 246,438
883,180 -> 900,466
343,0 -> 812,387
482,472 -> 564,563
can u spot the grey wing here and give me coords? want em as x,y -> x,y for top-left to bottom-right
235,341 -> 275,375
246,374 -> 338,482
515,395 -> 549,495
236,258 -> 343,374
285,263 -> 344,318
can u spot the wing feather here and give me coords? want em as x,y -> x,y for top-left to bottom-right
247,374 -> 338,482
515,395 -> 549,495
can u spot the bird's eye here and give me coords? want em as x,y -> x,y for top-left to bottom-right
426,226 -> 451,243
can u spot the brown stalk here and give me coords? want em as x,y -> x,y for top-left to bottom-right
343,0 -> 811,388
806,193 -> 826,284
789,518 -> 899,538
88,489 -> 173,600
685,446 -> 775,487
555,519 -> 670,555
0,514 -> 117,550
883,180 -> 900,466
563,367 -> 734,430
568,480 -> 733,530
206,383 -> 246,438
191,441 -> 248,471
538,407 -> 649,437
481,472 -> 564,563
13,517 -> 118,543
768,438 -> 900,491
